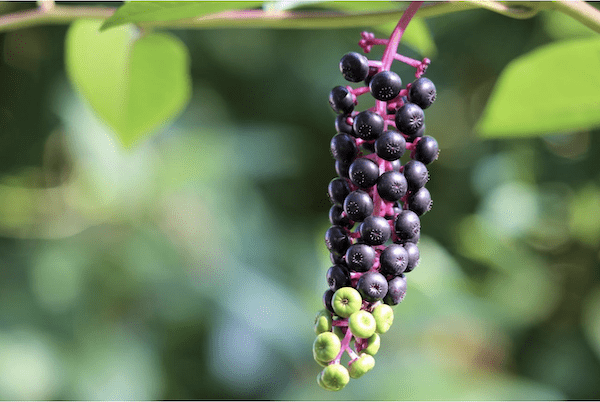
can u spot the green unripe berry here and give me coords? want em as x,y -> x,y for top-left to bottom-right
313,349 -> 330,367
348,310 -> 376,339
372,303 -> 394,334
349,353 -> 376,378
332,287 -> 363,318
320,363 -> 350,391
314,309 -> 333,334
313,331 -> 341,362
363,333 -> 380,355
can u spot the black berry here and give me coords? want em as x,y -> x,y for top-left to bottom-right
349,158 -> 380,189
326,264 -> 351,291
369,70 -> 402,101
325,225 -> 351,256
323,288 -> 335,313
407,187 -> 432,216
413,136 -> 439,165
383,275 -> 407,305
404,242 -> 420,272
395,103 -> 424,136
353,110 -> 384,141
345,243 -> 376,272
357,271 -> 389,302
394,210 -> 420,243
379,244 -> 408,276
359,215 -> 391,246
403,160 -> 429,190
343,190 -> 374,222
329,86 -> 355,115
408,77 -> 436,109
330,133 -> 358,162
335,160 -> 351,179
335,114 -> 354,135
328,178 -> 351,205
339,52 -> 370,82
377,170 -> 407,202
329,204 -> 352,228
374,130 -> 406,161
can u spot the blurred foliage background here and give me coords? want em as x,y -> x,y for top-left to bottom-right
1,1 -> 600,400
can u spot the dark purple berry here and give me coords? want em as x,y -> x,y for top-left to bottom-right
406,123 -> 425,141
404,242 -> 420,272
374,130 -> 406,161
326,264 -> 351,291
384,275 -> 407,305
364,65 -> 379,86
369,70 -> 402,101
391,159 -> 401,172
403,160 -> 429,190
329,204 -> 352,228
395,103 -> 424,136
329,86 -> 355,115
323,288 -> 335,313
359,216 -> 391,246
379,244 -> 408,276
407,187 -> 432,216
328,178 -> 350,205
408,77 -> 436,109
335,160 -> 351,179
413,136 -> 439,165
353,110 -> 384,141
394,210 -> 420,243
330,252 -> 344,265
339,52 -> 370,83
335,114 -> 354,135
357,271 -> 389,302
330,133 -> 358,162
377,171 -> 407,202
325,225 -> 351,256
343,190 -> 373,222
349,158 -> 379,189
345,243 -> 376,272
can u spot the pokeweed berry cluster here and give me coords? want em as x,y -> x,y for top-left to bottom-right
313,2 -> 439,391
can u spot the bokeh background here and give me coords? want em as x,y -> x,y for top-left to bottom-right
1,2 -> 600,400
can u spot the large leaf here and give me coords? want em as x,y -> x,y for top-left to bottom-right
476,37 -> 600,138
65,20 -> 191,148
101,1 -> 262,31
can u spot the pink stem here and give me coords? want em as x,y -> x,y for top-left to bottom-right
381,1 -> 423,72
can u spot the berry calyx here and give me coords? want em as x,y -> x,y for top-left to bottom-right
332,286 -> 363,318
340,52 -> 370,82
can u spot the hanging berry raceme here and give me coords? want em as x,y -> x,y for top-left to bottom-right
314,1 -> 440,391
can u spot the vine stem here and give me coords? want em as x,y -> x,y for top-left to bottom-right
0,1 -> 599,33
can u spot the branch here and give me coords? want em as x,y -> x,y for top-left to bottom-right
0,1 -> 599,33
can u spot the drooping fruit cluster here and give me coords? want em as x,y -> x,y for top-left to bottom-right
313,2 -> 439,391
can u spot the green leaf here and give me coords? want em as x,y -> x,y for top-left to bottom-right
101,1 -> 262,31
65,20 -> 192,148
476,37 -> 600,138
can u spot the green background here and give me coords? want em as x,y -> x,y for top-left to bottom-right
1,1 -> 599,399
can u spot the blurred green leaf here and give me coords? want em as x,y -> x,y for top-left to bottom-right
569,183 -> 600,246
542,9 -> 598,40
65,20 -> 192,148
375,17 -> 437,57
476,37 -> 600,138
101,1 -> 262,31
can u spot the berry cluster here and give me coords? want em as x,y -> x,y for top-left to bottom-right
313,5 -> 439,391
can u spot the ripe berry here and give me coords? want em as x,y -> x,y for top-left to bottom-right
323,288 -> 335,313
395,103 -> 424,136
353,110 -> 384,141
394,210 -> 420,243
345,243 -> 376,272
325,225 -> 351,256
413,136 -> 439,165
357,271 -> 389,301
359,216 -> 391,245
329,204 -> 352,228
330,133 -> 358,162
383,275 -> 407,305
407,187 -> 432,216
403,242 -> 420,272
327,264 -> 351,291
374,130 -> 406,161
328,178 -> 351,205
329,86 -> 355,114
369,70 -> 402,101
340,52 -> 370,82
376,170 -> 407,202
363,65 -> 379,86
408,77 -> 436,109
335,160 -> 351,179
379,244 -> 408,276
343,190 -> 373,222
349,158 -> 380,189
335,114 -> 354,135
403,160 -> 429,190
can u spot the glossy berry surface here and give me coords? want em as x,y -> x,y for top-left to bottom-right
329,86 -> 355,114
407,187 -> 432,216
329,204 -> 352,228
330,133 -> 358,162
325,225 -> 351,256
359,216 -> 391,246
384,275 -> 407,305
327,265 -> 351,291
335,114 -> 354,134
369,70 -> 402,101
340,52 -> 370,82
394,210 -> 420,243
377,170 -> 407,202
343,190 -> 373,222
403,242 -> 420,272
413,136 -> 439,165
345,243 -> 376,272
328,178 -> 351,205
357,271 -> 389,302
349,158 -> 380,189
352,110 -> 384,141
395,103 -> 425,136
374,130 -> 406,161
379,244 -> 408,276
403,160 -> 429,190
408,77 -> 436,109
